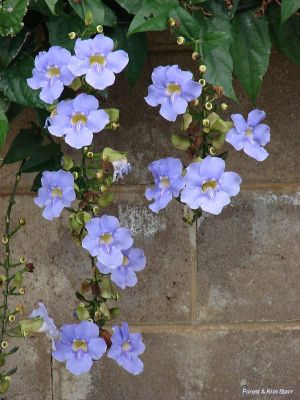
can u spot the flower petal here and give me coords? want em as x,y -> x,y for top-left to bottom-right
231,113 -> 247,133
86,67 -> 115,90
181,80 -> 202,101
87,109 -> 109,132
106,50 -> 129,73
244,142 -> 269,161
66,353 -> 93,376
218,172 -> 242,196
247,109 -> 266,127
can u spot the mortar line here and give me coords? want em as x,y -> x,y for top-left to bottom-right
190,221 -> 198,324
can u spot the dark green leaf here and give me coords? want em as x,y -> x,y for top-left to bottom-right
2,126 -> 43,165
128,0 -> 178,36
203,31 -> 231,49
103,4 -> 117,27
125,32 -> 148,87
169,6 -> 200,39
30,172 -> 42,192
69,0 -> 105,27
22,143 -> 62,173
47,15 -> 84,51
114,0 -> 142,14
0,0 -> 28,36
231,12 -> 271,101
0,56 -> 46,108
281,0 -> 300,24
0,29 -> 29,68
0,94 -> 10,113
0,111 -> 8,150
44,0 -> 58,14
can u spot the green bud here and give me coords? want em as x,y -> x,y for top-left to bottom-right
76,304 -> 90,321
69,77 -> 82,91
19,318 -> 43,335
181,113 -> 192,131
99,303 -> 111,319
84,10 -> 93,26
102,147 -> 126,162
100,276 -> 113,299
171,134 -> 190,151
212,132 -> 226,149
13,271 -> 23,288
103,108 -> 119,124
98,192 -> 113,208
0,353 -> 5,367
207,112 -> 233,134
62,156 -> 74,171
0,377 -> 11,394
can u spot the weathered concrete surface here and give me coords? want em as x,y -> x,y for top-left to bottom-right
197,191 -> 300,323
53,329 -> 300,400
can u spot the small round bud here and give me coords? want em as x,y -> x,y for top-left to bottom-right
199,65 -> 207,73
209,147 -> 217,156
79,302 -> 85,308
168,18 -> 176,27
202,119 -> 210,127
1,236 -> 8,244
19,257 -> 26,264
16,175 -> 21,182
19,218 -> 26,226
87,151 -> 94,159
72,171 -> 79,179
192,52 -> 199,60
83,146 -> 89,153
177,36 -> 185,45
94,311 -> 101,321
221,103 -> 228,111
111,122 -> 119,130
96,170 -> 103,180
8,315 -> 15,323
205,102 -> 213,111
96,25 -> 103,33
193,99 -> 199,106
199,78 -> 206,86
1,341 -> 8,349
19,288 -> 25,295
87,318 -> 93,323
93,206 -> 100,215
100,185 -> 107,193
68,32 -> 76,39
15,304 -> 24,314
203,127 -> 210,133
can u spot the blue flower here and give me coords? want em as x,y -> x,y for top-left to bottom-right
48,93 -> 109,149
145,65 -> 202,121
82,215 -> 133,267
27,46 -> 75,104
112,159 -> 131,182
107,322 -> 145,375
145,157 -> 185,213
29,303 -> 59,350
226,109 -> 270,161
34,170 -> 76,221
180,156 -> 242,215
52,321 -> 107,376
68,34 -> 129,90
97,247 -> 146,289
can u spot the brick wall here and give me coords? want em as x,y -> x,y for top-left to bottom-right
1,39 -> 300,399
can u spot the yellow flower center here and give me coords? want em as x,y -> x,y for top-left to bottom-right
71,113 -> 87,125
167,83 -> 181,95
246,127 -> 253,137
100,233 -> 113,244
90,54 -> 106,66
160,176 -> 170,188
72,339 -> 88,352
122,256 -> 129,266
51,187 -> 63,198
202,179 -> 217,192
47,66 -> 60,78
122,342 -> 131,351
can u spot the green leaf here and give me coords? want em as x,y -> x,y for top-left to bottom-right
269,6 -> 300,66
128,0 -> 178,36
169,6 -> 200,39
47,15 -> 84,51
281,0 -> 300,24
0,94 -> 10,113
203,31 -> 231,49
2,126 -> 43,165
231,12 -> 271,101
125,32 -> 148,87
103,4 -> 117,27
44,0 -> 58,14
0,0 -> 28,37
0,56 -> 46,108
69,0 -> 105,27
0,29 -> 29,68
0,111 -> 8,150
114,0 -> 142,14
21,143 -> 62,173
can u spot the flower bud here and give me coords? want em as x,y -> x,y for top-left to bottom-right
19,318 -> 43,336
96,170 -> 103,180
96,25 -> 103,33
8,315 -> 15,322
72,171 -> 78,179
93,206 -> 100,215
0,275 -> 6,285
111,122 -> 119,130
61,155 -> 74,171
19,218 -> 26,225
199,64 -> 207,73
94,311 -> 101,321
192,52 -> 199,60
177,36 -> 185,45
209,147 -> 217,155
1,341 -> 8,349
0,376 -> 11,395
202,119 -> 210,127
19,287 -> 25,295
76,304 -> 90,321
221,103 -> 228,111
199,78 -> 206,86
205,102 -> 213,111
1,236 -> 8,244
87,151 -> 94,159
168,17 -> 176,27
100,185 -> 107,193
19,256 -> 26,264
193,99 -> 199,106
68,32 -> 76,39
203,127 -> 210,133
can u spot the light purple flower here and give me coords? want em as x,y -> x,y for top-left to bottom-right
145,157 -> 185,213
52,321 -> 106,376
34,170 -> 76,221
82,215 -> 133,267
29,303 -> 59,350
226,109 -> 270,161
112,159 -> 131,182
27,46 -> 75,104
180,156 -> 242,215
97,247 -> 146,289
68,34 -> 129,90
108,322 -> 145,375
144,65 -> 202,121
47,93 -> 109,149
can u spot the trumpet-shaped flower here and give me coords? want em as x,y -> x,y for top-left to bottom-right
108,322 -> 145,375
145,65 -> 202,121
180,156 -> 242,215
112,159 -> 131,182
226,109 -> 270,161
82,215 -> 133,267
97,247 -> 146,289
68,34 -> 129,90
145,157 -> 185,213
47,93 -> 109,149
27,46 -> 75,104
34,170 -> 76,221
52,321 -> 107,376
29,303 -> 59,349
